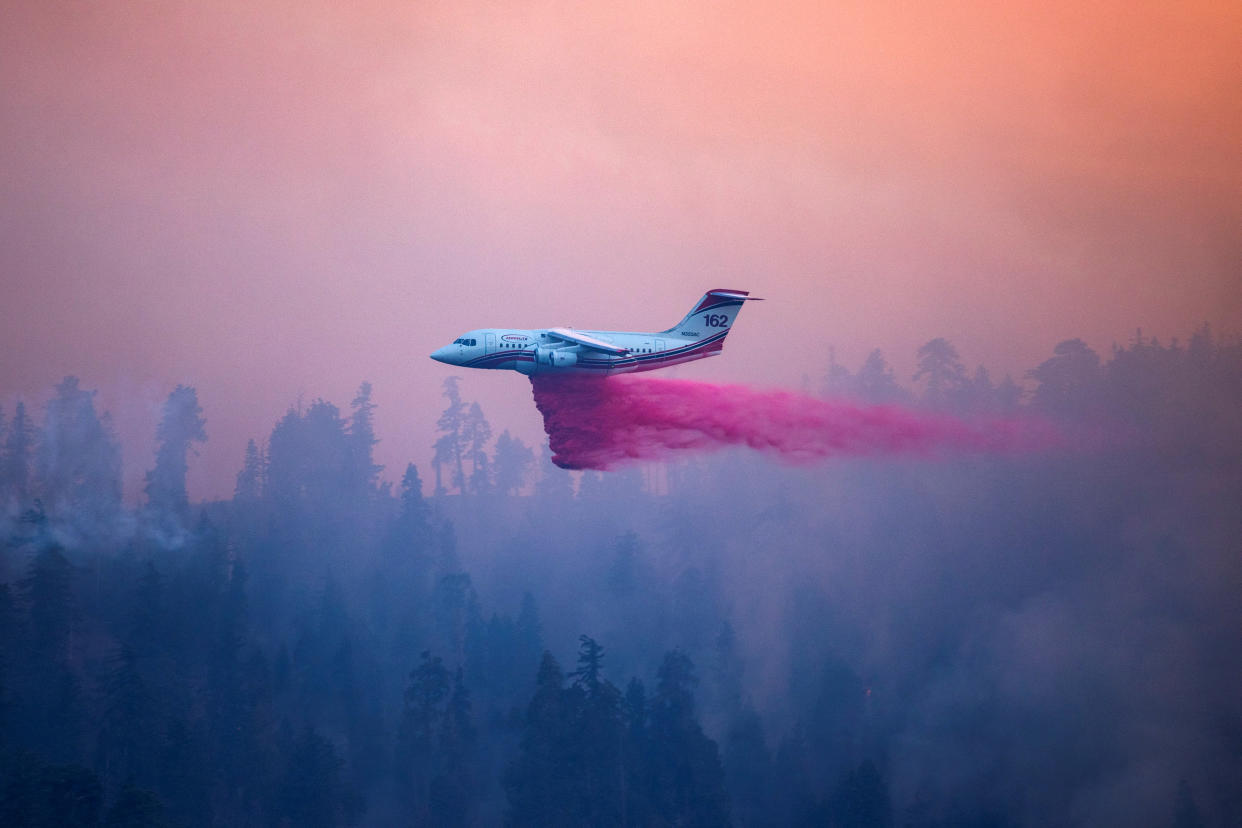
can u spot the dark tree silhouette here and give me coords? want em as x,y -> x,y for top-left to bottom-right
346,381 -> 382,495
1027,338 -> 1101,418
821,346 -> 854,398
266,399 -> 350,511
723,706 -> 772,828
505,652 -> 574,827
233,438 -> 264,502
621,678 -> 652,827
568,635 -> 624,826
830,759 -> 892,828
399,463 -> 428,526
516,593 -> 544,675
276,725 -> 361,828
429,667 -> 477,827
856,349 -> 907,404
396,650 -> 451,820
2,401 -> 37,508
493,429 -> 535,496
36,376 -> 121,519
913,338 -> 965,407
647,650 -> 730,827
463,401 -> 493,495
434,377 -> 467,495
96,644 -> 159,789
21,546 -> 74,666
144,385 -> 206,521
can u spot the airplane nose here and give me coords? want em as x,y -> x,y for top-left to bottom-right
430,346 -> 454,364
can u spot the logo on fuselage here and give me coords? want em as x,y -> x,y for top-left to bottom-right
501,334 -> 528,342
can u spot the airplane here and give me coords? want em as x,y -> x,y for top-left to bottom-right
429,289 -> 763,375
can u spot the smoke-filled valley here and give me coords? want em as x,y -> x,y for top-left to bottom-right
1,330 -> 1239,827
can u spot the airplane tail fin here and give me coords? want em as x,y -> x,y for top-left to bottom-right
664,289 -> 763,345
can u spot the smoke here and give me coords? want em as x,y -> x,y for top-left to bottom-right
531,374 -> 1060,470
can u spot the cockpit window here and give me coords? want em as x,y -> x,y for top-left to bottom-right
452,338 -> 477,346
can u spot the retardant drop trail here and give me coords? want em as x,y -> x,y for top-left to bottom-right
531,375 -> 1060,470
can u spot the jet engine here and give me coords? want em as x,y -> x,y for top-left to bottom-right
535,346 -> 578,368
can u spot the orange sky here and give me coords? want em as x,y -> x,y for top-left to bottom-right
2,0 -> 1240,500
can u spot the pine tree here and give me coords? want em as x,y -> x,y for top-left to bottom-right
1027,338 -> 1102,418
433,572 -> 480,667
723,706 -> 772,828
276,725 -> 361,828
233,438 -> 264,502
821,346 -> 854,398
400,463 -> 428,527
346,381 -> 382,496
1,401 -> 36,507
21,546 -> 74,665
37,376 -> 121,518
430,668 -> 477,827
266,399 -> 349,511
830,759 -> 892,828
96,644 -> 158,788
621,679 -> 652,827
145,385 -> 207,521
129,561 -> 164,657
569,636 -> 624,827
856,349 -> 906,404
493,430 -> 535,496
647,650 -> 730,827
11,549 -> 85,759
913,338 -> 965,408
395,651 -> 450,819
434,377 -> 467,494
515,593 -> 544,682
462,402 -> 493,495
505,652 -> 572,827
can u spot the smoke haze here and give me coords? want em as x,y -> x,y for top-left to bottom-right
1,328 -> 1240,825
1,1 -> 1241,825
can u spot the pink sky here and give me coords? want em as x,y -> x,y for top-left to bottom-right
2,0 -> 1240,501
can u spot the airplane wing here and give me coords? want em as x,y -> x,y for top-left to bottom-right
547,327 -> 630,355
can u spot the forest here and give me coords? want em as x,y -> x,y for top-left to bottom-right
0,327 -> 1239,827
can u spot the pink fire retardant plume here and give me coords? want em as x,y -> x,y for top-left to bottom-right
531,375 -> 1062,470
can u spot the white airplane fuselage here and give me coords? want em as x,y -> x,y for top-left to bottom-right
429,289 -> 761,376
